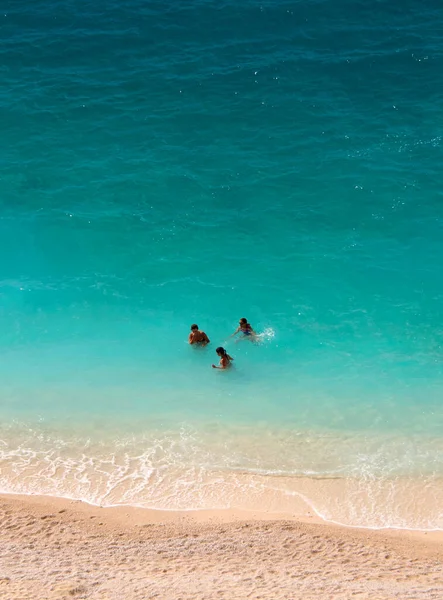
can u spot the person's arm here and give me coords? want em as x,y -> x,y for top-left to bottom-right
212,358 -> 226,369
188,333 -> 194,344
230,327 -> 241,337
203,333 -> 210,344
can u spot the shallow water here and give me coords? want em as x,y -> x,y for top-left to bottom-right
1,0 -> 443,528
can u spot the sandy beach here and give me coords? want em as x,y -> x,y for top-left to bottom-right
1,493 -> 442,599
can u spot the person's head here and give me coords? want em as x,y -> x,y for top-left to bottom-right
190,324 -> 198,331
239,318 -> 248,325
216,346 -> 227,357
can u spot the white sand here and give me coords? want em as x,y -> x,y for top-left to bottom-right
0,493 -> 442,599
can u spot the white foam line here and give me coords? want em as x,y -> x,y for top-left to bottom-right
271,486 -> 443,532
0,486 -> 442,533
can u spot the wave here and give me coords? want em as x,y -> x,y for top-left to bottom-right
1,420 -> 442,530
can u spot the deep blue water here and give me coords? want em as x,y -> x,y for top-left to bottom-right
1,0 -> 442,527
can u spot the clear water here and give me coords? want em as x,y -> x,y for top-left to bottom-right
1,0 -> 443,528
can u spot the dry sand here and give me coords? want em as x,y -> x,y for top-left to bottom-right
0,493 -> 442,600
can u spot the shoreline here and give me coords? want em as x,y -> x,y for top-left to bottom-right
2,467 -> 442,530
1,493 -> 442,599
1,489 -> 443,536
3,415 -> 442,530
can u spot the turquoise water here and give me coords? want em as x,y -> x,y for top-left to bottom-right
1,0 -> 443,528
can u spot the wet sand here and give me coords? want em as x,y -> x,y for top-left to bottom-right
0,493 -> 442,599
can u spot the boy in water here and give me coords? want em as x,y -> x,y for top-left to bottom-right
188,324 -> 210,346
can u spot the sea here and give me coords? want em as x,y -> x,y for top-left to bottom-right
1,0 -> 442,529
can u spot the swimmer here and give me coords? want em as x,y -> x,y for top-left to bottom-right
231,317 -> 256,340
188,324 -> 210,346
212,346 -> 234,369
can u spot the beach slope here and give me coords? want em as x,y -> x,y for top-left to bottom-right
0,494 -> 442,599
